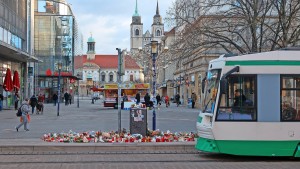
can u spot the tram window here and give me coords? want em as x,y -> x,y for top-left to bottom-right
281,76 -> 300,121
217,75 -> 256,121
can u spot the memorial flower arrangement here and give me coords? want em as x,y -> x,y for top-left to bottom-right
41,129 -> 197,143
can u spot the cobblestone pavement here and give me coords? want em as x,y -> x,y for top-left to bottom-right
0,99 -> 199,139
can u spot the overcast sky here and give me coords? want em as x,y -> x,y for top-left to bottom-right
67,0 -> 175,54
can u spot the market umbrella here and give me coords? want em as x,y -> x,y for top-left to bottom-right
3,68 -> 13,92
13,70 -> 20,91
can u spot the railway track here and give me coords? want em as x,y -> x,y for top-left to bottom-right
0,151 -> 298,164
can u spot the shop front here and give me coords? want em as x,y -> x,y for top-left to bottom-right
97,83 -> 150,108
0,59 -> 27,109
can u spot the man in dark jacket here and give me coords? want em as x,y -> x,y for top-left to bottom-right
144,93 -> 150,107
30,95 -> 38,114
135,93 -> 140,104
64,92 -> 69,106
0,93 -> 3,111
52,93 -> 58,106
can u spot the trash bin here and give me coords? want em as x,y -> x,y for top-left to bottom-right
130,108 -> 147,136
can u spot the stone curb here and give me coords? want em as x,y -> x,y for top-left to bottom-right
0,139 -> 196,153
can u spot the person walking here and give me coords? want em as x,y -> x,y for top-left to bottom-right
64,92 -> 69,106
0,93 -> 3,111
175,93 -> 180,107
165,95 -> 170,107
37,93 -> 45,114
15,98 -> 31,131
68,93 -> 72,105
135,92 -> 140,104
144,93 -> 150,107
30,95 -> 37,114
191,92 -> 197,109
156,94 -> 161,106
14,92 -> 20,110
52,93 -> 58,106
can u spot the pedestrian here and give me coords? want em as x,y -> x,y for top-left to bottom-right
165,95 -> 170,107
15,98 -> 31,131
68,93 -> 72,105
175,93 -> 180,107
52,93 -> 58,106
0,93 -> 3,111
122,93 -> 128,101
156,94 -> 161,106
191,92 -> 197,108
135,92 -> 140,104
30,95 -> 37,114
144,93 -> 150,107
14,92 -> 20,110
37,93 -> 44,114
64,91 -> 69,106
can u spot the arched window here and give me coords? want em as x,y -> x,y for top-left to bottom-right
109,72 -> 114,82
135,29 -> 139,36
156,30 -> 161,36
130,75 -> 134,81
101,72 -> 106,82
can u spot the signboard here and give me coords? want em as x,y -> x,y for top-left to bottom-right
103,83 -> 150,90
28,67 -> 33,76
130,108 -> 147,136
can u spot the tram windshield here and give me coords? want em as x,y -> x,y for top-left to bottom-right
203,69 -> 221,113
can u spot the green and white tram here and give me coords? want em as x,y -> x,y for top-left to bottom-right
196,49 -> 300,157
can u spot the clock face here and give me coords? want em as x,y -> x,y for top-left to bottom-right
154,17 -> 160,24
133,17 -> 139,23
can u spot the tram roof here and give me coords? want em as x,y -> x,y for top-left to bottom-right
225,50 -> 300,61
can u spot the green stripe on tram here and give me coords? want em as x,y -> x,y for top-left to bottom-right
226,60 -> 300,66
196,137 -> 300,157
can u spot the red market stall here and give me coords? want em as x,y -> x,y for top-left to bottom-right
99,83 -> 150,108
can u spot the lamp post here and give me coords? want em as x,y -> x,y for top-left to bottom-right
116,48 -> 122,134
57,62 -> 62,116
77,73 -> 80,108
151,40 -> 158,130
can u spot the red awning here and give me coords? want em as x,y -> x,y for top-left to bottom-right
13,71 -> 20,91
3,68 -> 13,92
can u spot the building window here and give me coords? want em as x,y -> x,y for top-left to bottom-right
281,75 -> 300,121
156,30 -> 161,36
130,75 -> 134,81
135,29 -> 139,36
101,74 -> 105,82
217,74 -> 257,121
110,75 -> 114,82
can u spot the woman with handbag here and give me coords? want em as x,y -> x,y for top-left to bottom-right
15,98 -> 31,131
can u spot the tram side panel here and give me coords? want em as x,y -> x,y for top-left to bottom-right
210,73 -> 300,157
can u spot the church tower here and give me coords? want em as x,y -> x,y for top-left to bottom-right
130,0 -> 143,52
151,0 -> 164,43
87,33 -> 96,60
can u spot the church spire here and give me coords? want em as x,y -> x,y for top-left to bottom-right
156,0 -> 159,15
133,0 -> 139,16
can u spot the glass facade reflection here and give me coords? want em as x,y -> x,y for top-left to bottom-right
34,0 -> 83,102
0,0 -> 27,51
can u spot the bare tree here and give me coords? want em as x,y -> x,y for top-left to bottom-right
165,0 -> 300,57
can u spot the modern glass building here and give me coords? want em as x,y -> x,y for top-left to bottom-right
34,0 -> 83,102
0,0 -> 36,108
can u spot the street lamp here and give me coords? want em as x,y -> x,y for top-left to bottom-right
77,73 -> 80,108
151,40 -> 158,130
57,62 -> 62,116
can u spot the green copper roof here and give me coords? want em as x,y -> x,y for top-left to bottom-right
133,0 -> 139,16
88,36 -> 95,43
